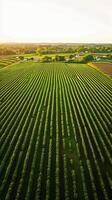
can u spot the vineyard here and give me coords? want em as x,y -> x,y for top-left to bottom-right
0,62 -> 112,200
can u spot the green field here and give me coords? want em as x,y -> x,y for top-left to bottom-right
0,62 -> 112,200
19,52 -> 75,59
0,58 -> 17,69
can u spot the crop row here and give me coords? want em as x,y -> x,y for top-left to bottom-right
0,62 -> 112,200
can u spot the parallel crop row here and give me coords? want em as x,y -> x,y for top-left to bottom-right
0,62 -> 112,200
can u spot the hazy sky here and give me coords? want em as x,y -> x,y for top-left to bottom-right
0,0 -> 112,43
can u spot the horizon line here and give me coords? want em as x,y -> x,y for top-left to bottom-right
0,42 -> 112,45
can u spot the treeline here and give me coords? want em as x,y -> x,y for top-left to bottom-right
41,54 -> 95,63
0,43 -> 37,56
36,44 -> 112,55
0,43 -> 112,56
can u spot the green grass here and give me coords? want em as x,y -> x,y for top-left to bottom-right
19,52 -> 75,59
0,62 -> 112,200
93,60 -> 112,64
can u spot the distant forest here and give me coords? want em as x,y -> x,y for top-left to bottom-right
0,43 -> 112,56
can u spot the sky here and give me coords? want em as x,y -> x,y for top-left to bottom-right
0,0 -> 112,43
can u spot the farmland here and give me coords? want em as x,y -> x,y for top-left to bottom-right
0,57 -> 18,69
0,62 -> 112,200
92,63 -> 112,76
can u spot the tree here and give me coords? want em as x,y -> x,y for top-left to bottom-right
41,56 -> 52,62
55,55 -> 65,61
82,54 -> 94,63
36,47 -> 48,55
69,54 -> 75,59
19,56 -> 24,60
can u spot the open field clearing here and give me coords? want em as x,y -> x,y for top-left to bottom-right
0,63 -> 112,200
92,63 -> 112,76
